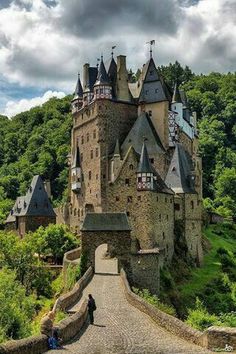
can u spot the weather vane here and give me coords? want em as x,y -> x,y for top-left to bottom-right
96,58 -> 100,68
146,40 -> 155,58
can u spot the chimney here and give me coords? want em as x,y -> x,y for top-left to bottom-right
44,180 -> 52,199
83,63 -> 90,91
116,55 -> 130,101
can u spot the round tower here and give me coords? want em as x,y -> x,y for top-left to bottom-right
71,73 -> 83,113
136,140 -> 154,191
93,56 -> 112,100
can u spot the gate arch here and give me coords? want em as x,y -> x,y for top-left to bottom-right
81,213 -> 131,273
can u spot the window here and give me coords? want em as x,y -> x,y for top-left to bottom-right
103,174 -> 106,179
166,215 -> 169,221
90,150 -> 93,159
150,158 -> 154,164
93,130 -> 96,139
148,110 -> 152,116
165,197 -> 167,203
88,171 -> 92,180
191,201 -> 194,209
127,211 -> 130,217
192,222 -> 195,229
96,174 -> 98,180
155,88 -> 158,93
174,203 -> 180,211
138,177 -> 142,183
157,196 -> 159,202
74,209 -> 76,216
159,214 -> 161,221
170,198 -> 173,203
81,136 -> 84,144
116,196 -> 120,201
138,196 -> 142,201
129,164 -> 134,170
95,147 -> 99,157
81,153 -> 83,162
163,232 -> 165,240
127,196 -> 132,203
86,133 -> 89,142
125,178 -> 130,186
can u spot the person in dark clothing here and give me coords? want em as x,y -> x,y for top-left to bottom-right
87,294 -> 96,324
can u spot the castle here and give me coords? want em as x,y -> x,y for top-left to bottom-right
65,51 -> 203,292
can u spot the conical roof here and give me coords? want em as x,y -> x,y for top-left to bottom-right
113,139 -> 120,157
108,57 -> 117,82
72,146 -> 80,168
137,140 -> 153,173
74,73 -> 83,98
172,82 -> 182,103
94,58 -> 110,86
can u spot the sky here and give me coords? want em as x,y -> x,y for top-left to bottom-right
0,0 -> 235,117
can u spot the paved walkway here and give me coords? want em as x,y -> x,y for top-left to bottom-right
47,274 -> 212,354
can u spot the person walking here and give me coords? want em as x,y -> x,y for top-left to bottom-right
87,294 -> 96,324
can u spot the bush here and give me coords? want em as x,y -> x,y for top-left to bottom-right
132,287 -> 176,316
186,298 -> 218,330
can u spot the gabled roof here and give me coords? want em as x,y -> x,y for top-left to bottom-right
121,112 -> 165,156
12,176 -> 56,217
172,83 -> 182,103
165,144 -> 196,194
137,140 -> 153,173
94,58 -> 110,86
74,74 -> 83,99
72,146 -> 80,169
81,212 -> 131,231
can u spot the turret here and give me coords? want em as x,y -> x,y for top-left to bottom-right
116,55 -> 130,101
83,63 -> 94,106
93,57 -> 112,100
71,146 -> 81,193
108,57 -> 117,98
136,140 -> 154,191
171,82 -> 183,121
71,73 -> 83,113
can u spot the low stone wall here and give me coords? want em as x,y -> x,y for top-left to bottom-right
206,326 -> 236,350
120,269 -> 206,347
63,247 -> 81,269
54,266 -> 93,312
121,269 -> 236,351
0,267 -> 93,354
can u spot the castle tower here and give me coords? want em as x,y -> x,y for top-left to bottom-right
93,57 -> 112,100
83,63 -> 98,106
71,73 -> 83,113
137,140 -> 154,191
116,55 -> 130,101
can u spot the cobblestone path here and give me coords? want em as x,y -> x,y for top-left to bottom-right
47,274 -> 212,354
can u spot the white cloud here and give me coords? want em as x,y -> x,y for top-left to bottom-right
3,90 -> 66,117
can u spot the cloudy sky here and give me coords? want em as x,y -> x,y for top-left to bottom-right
0,0 -> 235,117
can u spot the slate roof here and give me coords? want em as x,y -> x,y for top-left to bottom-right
165,144 -> 196,194
81,212 -> 131,231
172,83 -> 182,103
108,57 -> 117,98
137,141 -> 153,173
84,67 -> 98,92
8,176 -> 56,218
74,73 -> 83,98
71,146 -> 80,168
121,112 -> 165,156
94,58 -> 110,86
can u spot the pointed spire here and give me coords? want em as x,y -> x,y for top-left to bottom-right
74,73 -> 83,98
172,82 -> 182,103
113,139 -> 120,157
94,56 -> 110,86
137,140 -> 153,173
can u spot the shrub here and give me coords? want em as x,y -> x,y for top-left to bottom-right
186,298 -> 218,331
132,287 -> 176,316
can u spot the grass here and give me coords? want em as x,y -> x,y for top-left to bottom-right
178,224 -> 236,300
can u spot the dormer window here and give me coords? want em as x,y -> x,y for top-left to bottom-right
149,70 -> 154,76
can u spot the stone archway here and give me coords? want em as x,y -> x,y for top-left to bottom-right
95,243 -> 118,274
81,213 -> 132,274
